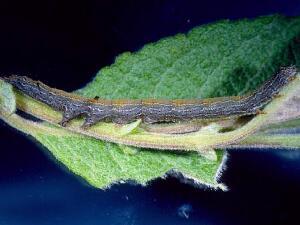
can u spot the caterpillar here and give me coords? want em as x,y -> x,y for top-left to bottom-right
2,66 -> 298,128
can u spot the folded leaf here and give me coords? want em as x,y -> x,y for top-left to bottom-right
1,15 -> 300,189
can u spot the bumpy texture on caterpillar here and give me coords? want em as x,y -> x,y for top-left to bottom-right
2,66 -> 298,128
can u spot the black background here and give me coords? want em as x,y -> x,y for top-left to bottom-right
1,1 -> 300,224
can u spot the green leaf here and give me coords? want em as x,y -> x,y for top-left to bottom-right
0,82 -> 224,188
231,118 -> 300,149
1,15 -> 300,189
78,15 -> 300,99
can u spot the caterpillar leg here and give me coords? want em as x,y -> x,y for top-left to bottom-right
255,109 -> 266,115
59,109 -> 81,127
81,115 -> 107,129
60,114 -> 73,127
273,93 -> 283,98
142,116 -> 159,124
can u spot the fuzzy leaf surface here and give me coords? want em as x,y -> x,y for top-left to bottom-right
1,15 -> 300,189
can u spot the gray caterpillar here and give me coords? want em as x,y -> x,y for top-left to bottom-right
2,66 -> 297,128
